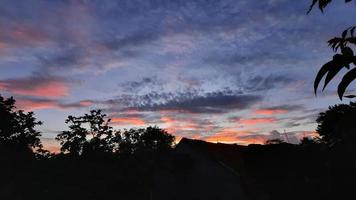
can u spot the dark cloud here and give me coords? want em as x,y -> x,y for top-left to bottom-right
259,104 -> 304,112
121,76 -> 160,92
134,91 -> 262,113
37,46 -> 84,70
103,88 -> 262,114
103,32 -> 159,51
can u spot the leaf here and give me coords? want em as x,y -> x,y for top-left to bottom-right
341,47 -> 354,57
307,0 -> 318,14
344,95 -> 356,98
338,67 -> 356,100
314,60 -> 337,95
342,29 -> 348,39
323,64 -> 344,91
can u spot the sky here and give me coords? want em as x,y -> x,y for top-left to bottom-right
1,0 -> 356,152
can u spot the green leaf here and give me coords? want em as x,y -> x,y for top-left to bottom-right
338,67 -> 356,100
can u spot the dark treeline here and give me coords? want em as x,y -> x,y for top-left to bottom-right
0,95 -> 177,200
1,94 -> 356,200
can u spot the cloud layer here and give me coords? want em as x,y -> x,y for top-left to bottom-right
1,0 -> 355,146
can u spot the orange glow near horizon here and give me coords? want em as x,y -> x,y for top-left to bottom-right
111,117 -> 146,126
202,128 -> 266,145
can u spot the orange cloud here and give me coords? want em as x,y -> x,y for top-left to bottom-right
160,116 -> 199,134
202,129 -> 267,145
111,117 -> 146,126
254,109 -> 288,115
239,117 -> 277,125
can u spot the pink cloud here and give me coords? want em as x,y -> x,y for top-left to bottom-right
0,76 -> 70,98
15,98 -> 92,111
254,109 -> 288,115
16,99 -> 58,110
238,117 -> 277,125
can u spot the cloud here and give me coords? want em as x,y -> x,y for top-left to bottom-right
121,76 -> 160,92
102,31 -> 158,51
0,75 -> 70,98
201,129 -> 267,145
245,75 -> 294,92
254,104 -> 303,115
111,117 -> 146,126
266,130 -> 319,144
0,23 -> 50,48
135,91 -> 263,114
15,97 -> 93,111
233,117 -> 277,125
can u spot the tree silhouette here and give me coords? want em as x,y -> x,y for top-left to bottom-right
316,102 -> 356,147
56,110 -> 117,155
309,0 -> 356,100
0,94 -> 42,151
307,0 -> 354,13
120,126 -> 175,155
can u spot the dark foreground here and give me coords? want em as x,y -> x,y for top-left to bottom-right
1,138 -> 355,200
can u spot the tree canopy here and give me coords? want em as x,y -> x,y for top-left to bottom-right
55,110 -> 117,155
316,102 -> 356,146
120,126 -> 175,155
56,110 -> 175,156
0,95 -> 42,151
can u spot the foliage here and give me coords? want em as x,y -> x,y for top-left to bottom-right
309,0 -> 356,100
308,0 -> 353,13
0,94 -> 42,150
56,110 -> 117,155
56,110 -> 175,156
316,102 -> 356,146
120,126 -> 175,155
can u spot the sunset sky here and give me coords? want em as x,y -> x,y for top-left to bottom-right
1,0 -> 356,151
